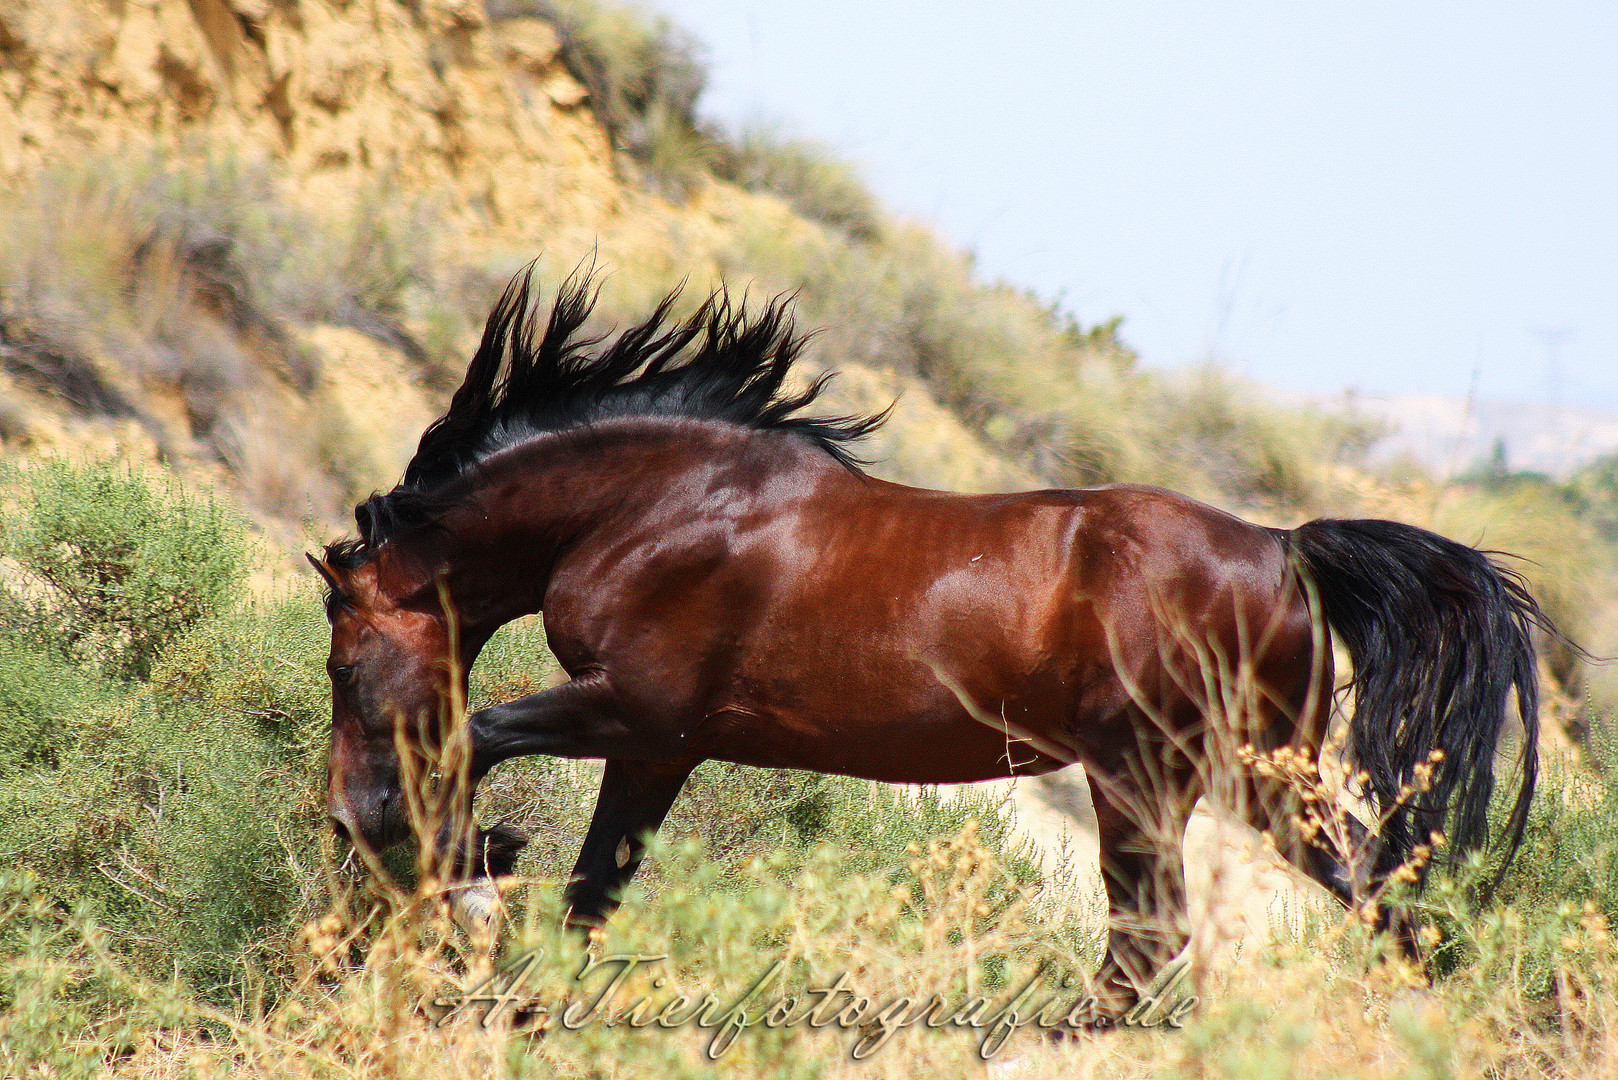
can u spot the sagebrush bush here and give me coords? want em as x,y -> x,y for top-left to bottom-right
0,704 -> 313,1000
0,640 -> 109,772
0,458 -> 249,681
0,461 -> 312,998
0,639 -> 324,1001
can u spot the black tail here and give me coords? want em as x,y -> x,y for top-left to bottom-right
1289,519 -> 1550,884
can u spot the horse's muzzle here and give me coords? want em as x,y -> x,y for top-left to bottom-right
327,785 -> 408,855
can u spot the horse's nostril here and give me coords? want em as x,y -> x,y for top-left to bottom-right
329,815 -> 354,846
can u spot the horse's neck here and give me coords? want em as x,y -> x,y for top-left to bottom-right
433,421 -> 800,631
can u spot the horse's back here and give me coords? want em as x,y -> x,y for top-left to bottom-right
805,477 -> 1293,604
679,473 -> 1315,778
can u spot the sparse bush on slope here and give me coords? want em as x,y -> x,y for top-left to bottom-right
0,461 -> 306,998
0,458 -> 248,681
713,125 -> 885,240
1567,452 -> 1618,544
707,212 -> 1380,510
0,153 -> 481,521
0,154 -> 438,388
493,0 -> 713,198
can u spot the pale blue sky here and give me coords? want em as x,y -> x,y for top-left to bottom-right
659,1 -> 1617,409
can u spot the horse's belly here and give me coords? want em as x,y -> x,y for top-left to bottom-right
694,698 -> 1077,784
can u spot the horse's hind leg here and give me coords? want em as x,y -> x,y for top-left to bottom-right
1236,597 -> 1423,959
1086,759 -> 1201,1017
564,757 -> 701,931
1241,770 -> 1423,961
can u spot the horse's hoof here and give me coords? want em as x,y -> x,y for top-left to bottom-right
449,880 -> 503,940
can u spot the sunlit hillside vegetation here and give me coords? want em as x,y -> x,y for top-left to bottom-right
2,457 -> 1617,1080
2,1 -> 1618,1076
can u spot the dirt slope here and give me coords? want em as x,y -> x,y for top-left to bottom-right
0,0 -> 1029,533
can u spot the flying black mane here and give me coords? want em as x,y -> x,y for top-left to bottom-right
324,267 -> 885,569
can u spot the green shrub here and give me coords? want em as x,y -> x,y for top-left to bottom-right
0,640 -> 110,772
0,462 -> 323,1000
1495,768 -> 1618,923
0,458 -> 249,681
148,592 -> 333,758
714,125 -> 883,239
0,874 -> 188,1079
0,604 -> 328,1001
1563,451 -> 1618,544
0,699 -> 314,1002
1406,758 -> 1618,999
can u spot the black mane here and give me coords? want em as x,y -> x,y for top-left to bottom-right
325,267 -> 885,568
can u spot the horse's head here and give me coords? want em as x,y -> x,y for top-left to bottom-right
307,552 -> 461,860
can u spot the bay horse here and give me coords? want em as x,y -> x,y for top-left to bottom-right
312,268 -> 1547,1015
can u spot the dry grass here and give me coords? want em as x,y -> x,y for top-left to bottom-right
9,793 -> 1618,1079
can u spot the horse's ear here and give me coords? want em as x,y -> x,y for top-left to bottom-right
306,553 -> 344,595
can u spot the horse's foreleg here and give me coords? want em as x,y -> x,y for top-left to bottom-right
1086,763 -> 1199,1019
439,822 -> 529,938
564,757 -> 701,931
467,673 -> 657,778
437,673 -> 643,936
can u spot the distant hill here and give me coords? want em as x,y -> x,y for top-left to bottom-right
1330,393 -> 1618,478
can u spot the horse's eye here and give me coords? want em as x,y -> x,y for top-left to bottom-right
331,664 -> 357,686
